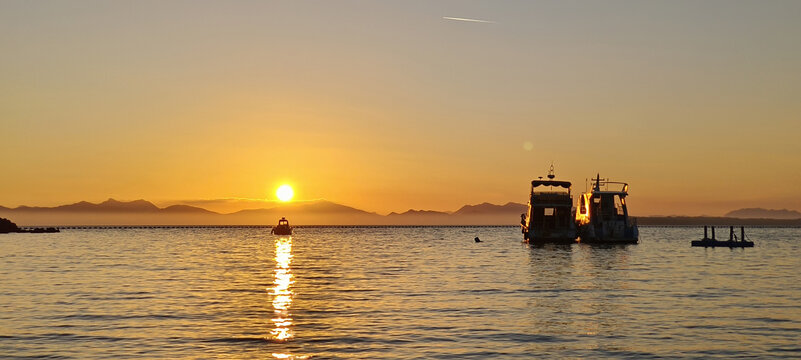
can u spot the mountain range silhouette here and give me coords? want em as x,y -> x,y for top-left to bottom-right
1,199 -> 800,226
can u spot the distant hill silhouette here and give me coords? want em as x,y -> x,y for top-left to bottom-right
383,202 -> 527,225
12,199 -> 169,213
0,199 -> 383,226
0,198 -> 527,226
229,200 -> 382,225
0,199 -> 220,226
160,205 -> 218,214
388,209 -> 450,216
636,216 -> 801,226
4,199 -> 801,226
453,202 -> 527,216
231,200 -> 376,216
386,209 -> 451,225
725,208 -> 801,219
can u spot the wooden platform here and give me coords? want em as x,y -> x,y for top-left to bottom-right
691,239 -> 754,248
691,226 -> 754,247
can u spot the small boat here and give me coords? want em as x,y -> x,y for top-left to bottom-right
271,217 -> 293,235
521,166 -> 577,244
575,174 -> 638,244
691,226 -> 754,248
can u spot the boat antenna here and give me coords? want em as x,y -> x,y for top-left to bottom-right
594,173 -> 601,191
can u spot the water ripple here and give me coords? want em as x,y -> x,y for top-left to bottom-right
1,227 -> 800,358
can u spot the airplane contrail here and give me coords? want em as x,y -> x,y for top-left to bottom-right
442,16 -> 495,24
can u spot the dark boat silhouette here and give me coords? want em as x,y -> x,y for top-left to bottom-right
271,217 -> 293,235
576,174 -> 638,244
521,165 -> 577,244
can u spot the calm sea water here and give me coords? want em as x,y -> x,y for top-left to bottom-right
2,226 -> 801,359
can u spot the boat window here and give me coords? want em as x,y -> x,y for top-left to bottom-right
544,208 -> 554,216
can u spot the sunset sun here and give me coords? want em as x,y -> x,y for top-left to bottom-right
276,185 -> 294,202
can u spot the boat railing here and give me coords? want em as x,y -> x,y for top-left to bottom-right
590,178 -> 629,194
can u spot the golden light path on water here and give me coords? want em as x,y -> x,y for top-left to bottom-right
270,235 -> 310,360
270,236 -> 294,341
270,236 -> 312,359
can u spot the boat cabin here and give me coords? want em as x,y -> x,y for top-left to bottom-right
521,168 -> 577,244
576,174 -> 638,243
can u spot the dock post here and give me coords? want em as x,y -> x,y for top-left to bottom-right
704,226 -> 708,240
712,226 -> 716,240
729,226 -> 734,241
741,226 -> 745,243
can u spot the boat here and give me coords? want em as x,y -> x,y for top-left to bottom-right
691,226 -> 753,248
520,166 -> 577,244
271,217 -> 293,235
575,174 -> 638,244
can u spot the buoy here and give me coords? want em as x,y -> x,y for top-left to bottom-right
474,237 -> 481,243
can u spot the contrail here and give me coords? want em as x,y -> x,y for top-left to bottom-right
443,16 -> 495,24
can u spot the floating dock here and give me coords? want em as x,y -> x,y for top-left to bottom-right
691,226 -> 754,248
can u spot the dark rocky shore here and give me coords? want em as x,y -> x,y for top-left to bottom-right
0,218 -> 59,233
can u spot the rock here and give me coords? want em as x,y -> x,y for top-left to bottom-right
0,217 -> 21,233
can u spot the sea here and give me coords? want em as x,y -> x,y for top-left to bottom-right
1,226 -> 800,359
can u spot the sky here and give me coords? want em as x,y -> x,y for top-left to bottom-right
1,0 -> 800,216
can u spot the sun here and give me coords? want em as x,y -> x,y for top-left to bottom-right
276,185 -> 294,202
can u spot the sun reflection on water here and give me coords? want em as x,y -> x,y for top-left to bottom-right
272,353 -> 310,360
270,236 -> 294,342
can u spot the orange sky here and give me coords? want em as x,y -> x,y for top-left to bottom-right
1,1 -> 800,216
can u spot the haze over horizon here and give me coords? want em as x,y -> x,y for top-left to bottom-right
2,1 -> 800,217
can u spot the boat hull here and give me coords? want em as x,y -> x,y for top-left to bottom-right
527,236 -> 576,245
577,223 -> 638,244
579,237 -> 638,245
523,225 -> 577,244
272,226 -> 292,235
